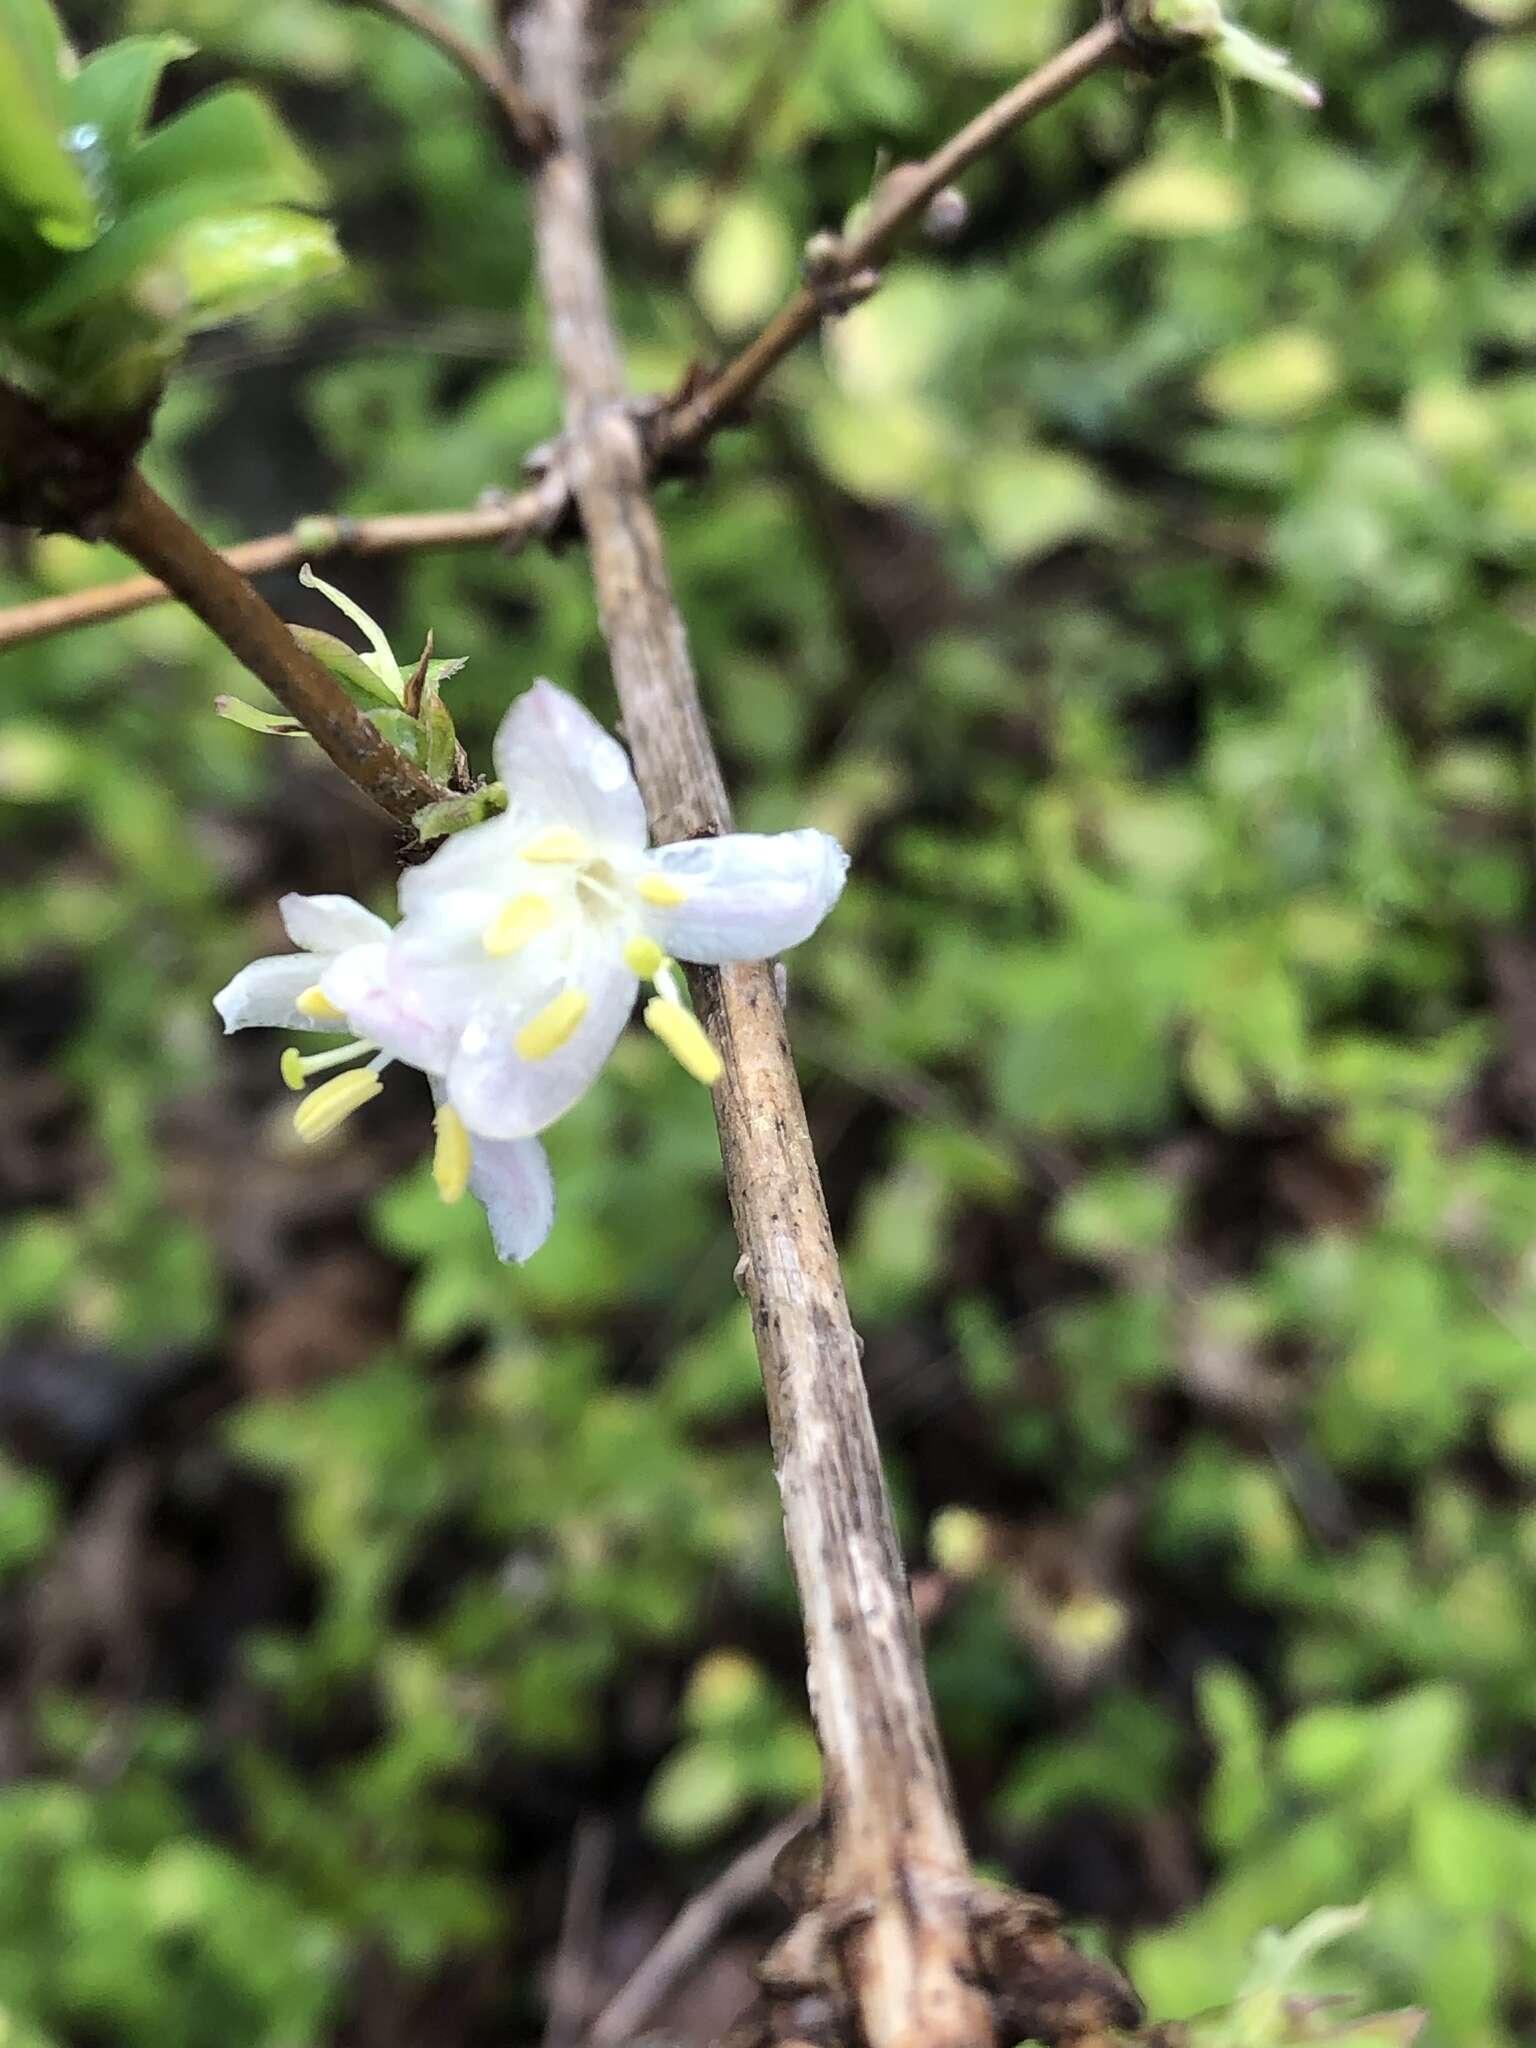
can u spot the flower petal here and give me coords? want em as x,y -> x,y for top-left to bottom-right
469,1133 -> 556,1263
492,680 -> 648,853
447,951 -> 638,1139
383,898 -> 562,1052
641,829 -> 849,963
320,942 -> 456,1072
212,954 -> 321,1033
279,892 -> 391,955
397,813 -> 533,918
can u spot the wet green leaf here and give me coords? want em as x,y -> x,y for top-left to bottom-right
0,0 -> 98,249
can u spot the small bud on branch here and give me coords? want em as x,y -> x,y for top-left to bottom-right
1122,0 -> 1322,107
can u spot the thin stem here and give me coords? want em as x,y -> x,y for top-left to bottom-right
0,482 -> 569,653
587,1808 -> 811,2048
517,4 -> 991,2045
542,1816 -> 613,2048
345,0 -> 553,164
0,23 -> 1123,656
659,14 -> 1126,454
109,472 -> 445,825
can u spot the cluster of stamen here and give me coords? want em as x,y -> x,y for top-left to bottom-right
474,828 -> 721,1086
281,985 -> 389,1144
276,821 -> 723,1214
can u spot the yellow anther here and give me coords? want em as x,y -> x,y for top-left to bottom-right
637,873 -> 686,907
292,1068 -> 382,1144
643,997 -> 722,1086
295,983 -> 346,1023
483,893 -> 554,957
522,826 -> 591,864
623,934 -> 666,978
515,989 -> 589,1061
278,1037 -> 373,1092
432,1104 -> 473,1204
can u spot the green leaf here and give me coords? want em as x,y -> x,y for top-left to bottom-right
298,564 -> 401,698
413,785 -> 507,843
116,86 -> 324,213
16,194 -> 324,335
1198,1664 -> 1271,1850
69,33 -> 192,170
421,697 -> 459,786
367,707 -> 428,763
645,1740 -> 746,1845
148,209 -> 341,331
213,695 -> 307,737
288,626 -> 401,708
0,0 -> 99,250
409,649 -> 458,785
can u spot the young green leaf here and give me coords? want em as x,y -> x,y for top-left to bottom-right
288,626 -> 402,708
421,697 -> 460,787
70,34 -> 193,171
117,87 -> 324,213
413,785 -> 508,844
214,695 -> 307,736
366,707 -> 428,764
0,0 -> 99,250
144,210 -> 341,332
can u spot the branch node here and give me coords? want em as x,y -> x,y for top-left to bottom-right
1106,0 -> 1188,70
0,385 -> 153,539
744,1878 -> 1144,2048
800,234 -> 882,317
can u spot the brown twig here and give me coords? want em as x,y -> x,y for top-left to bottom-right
108,472 -> 446,824
0,21 -> 1124,657
0,482 -> 569,653
346,0 -> 553,163
657,12 -> 1125,455
544,1817 -> 615,2048
0,377 -> 445,822
518,5 -> 993,2046
587,1808 -> 812,2048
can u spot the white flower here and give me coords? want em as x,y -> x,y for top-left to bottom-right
212,892 -> 555,1263
212,891 -> 390,1035
339,681 -> 849,1141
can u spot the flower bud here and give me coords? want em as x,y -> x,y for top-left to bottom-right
923,186 -> 969,243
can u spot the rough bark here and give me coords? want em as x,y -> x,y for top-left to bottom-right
515,7 -> 1145,2045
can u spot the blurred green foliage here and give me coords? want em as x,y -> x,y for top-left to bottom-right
1,0 -> 1535,2044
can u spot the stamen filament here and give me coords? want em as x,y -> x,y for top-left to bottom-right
432,1104 -> 473,1204
296,983 -> 347,1022
483,892 -> 554,956
292,1068 -> 383,1143
280,1038 -> 374,1092
637,873 -> 687,907
643,997 -> 722,1086
577,871 -> 624,912
516,989 -> 590,1060
522,826 -> 591,864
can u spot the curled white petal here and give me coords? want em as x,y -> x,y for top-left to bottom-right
212,954 -> 322,1034
492,680 -> 648,854
447,952 -> 638,1139
642,829 -> 849,963
278,892 -> 391,956
469,1132 -> 556,1262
